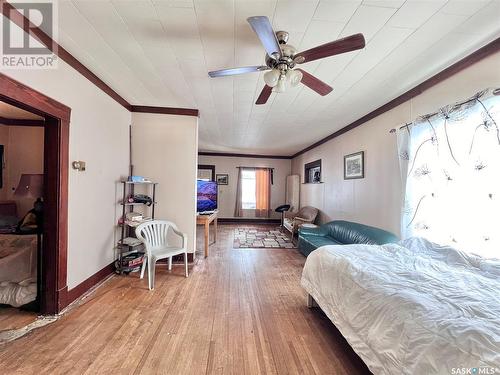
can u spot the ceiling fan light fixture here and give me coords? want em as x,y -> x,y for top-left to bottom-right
280,44 -> 296,57
287,69 -> 303,87
264,69 -> 280,87
275,75 -> 287,93
209,16 -> 363,105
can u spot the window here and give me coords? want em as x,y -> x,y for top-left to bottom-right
241,169 -> 256,209
397,88 -> 500,259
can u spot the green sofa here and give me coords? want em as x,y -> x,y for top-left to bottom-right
298,220 -> 399,257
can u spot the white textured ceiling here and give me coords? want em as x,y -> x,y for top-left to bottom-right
56,0 -> 500,155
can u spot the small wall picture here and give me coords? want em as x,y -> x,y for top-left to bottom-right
344,151 -> 364,180
304,159 -> 321,183
216,174 -> 229,185
309,166 -> 321,183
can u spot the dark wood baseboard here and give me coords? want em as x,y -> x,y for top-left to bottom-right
60,261 -> 115,310
218,218 -> 281,224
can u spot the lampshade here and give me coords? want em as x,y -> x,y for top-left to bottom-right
263,69 -> 280,87
14,174 -> 43,199
275,75 -> 288,93
287,69 -> 303,87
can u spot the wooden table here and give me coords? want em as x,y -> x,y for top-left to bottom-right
196,211 -> 218,257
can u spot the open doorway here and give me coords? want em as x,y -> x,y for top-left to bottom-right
0,101 -> 45,327
0,73 -> 70,319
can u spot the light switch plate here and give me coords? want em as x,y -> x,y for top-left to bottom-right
72,161 -> 86,171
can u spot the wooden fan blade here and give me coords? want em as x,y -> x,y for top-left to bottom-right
247,16 -> 282,59
255,85 -> 273,105
296,69 -> 332,96
208,66 -> 269,78
294,33 -> 365,64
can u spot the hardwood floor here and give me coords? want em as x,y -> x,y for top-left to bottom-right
0,307 -> 38,332
0,224 -> 370,375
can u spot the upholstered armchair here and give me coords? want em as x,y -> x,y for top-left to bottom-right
283,206 -> 318,235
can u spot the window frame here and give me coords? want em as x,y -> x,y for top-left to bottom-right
241,169 -> 257,210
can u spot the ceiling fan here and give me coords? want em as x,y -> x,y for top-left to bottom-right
208,16 -> 365,105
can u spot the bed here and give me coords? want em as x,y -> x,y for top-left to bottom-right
0,201 -> 38,307
301,237 -> 500,374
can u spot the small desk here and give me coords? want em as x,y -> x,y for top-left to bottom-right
196,211 -> 218,257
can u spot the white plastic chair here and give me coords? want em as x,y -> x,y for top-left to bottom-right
135,220 -> 188,290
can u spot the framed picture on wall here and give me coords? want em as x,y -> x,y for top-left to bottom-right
197,164 -> 215,181
216,174 -> 229,185
304,159 -> 321,183
344,151 -> 364,179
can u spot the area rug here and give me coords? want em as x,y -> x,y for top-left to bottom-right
233,228 -> 296,249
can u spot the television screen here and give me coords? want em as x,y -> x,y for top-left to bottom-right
197,180 -> 217,213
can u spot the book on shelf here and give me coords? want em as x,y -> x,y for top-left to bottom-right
120,241 -> 144,253
121,252 -> 144,268
119,237 -> 142,247
126,212 -> 143,221
124,217 -> 151,227
119,265 -> 142,273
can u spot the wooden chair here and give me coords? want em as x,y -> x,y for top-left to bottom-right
135,220 -> 188,290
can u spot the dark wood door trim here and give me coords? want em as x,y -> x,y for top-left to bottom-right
0,74 -> 71,121
0,72 -> 70,315
0,117 -> 45,126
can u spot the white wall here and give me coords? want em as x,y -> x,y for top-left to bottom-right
131,113 -> 198,253
197,155 -> 291,219
1,63 -> 131,289
0,125 -> 44,215
292,51 -> 500,237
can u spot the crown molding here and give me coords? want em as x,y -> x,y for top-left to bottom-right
130,105 -> 199,117
0,1 -> 129,109
3,1 -> 498,150
1,1 -> 200,117
292,37 -> 500,158
198,151 -> 291,160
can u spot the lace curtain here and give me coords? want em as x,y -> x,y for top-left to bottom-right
397,88 -> 500,259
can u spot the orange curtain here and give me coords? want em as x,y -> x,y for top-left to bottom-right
255,168 -> 271,217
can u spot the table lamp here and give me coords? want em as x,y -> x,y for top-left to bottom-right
14,174 -> 43,200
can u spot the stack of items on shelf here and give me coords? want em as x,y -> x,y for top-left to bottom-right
123,212 -> 151,227
118,237 -> 144,271
115,178 -> 158,275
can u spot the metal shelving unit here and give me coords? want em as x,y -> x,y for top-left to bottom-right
116,180 -> 158,274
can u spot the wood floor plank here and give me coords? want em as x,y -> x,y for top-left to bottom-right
0,308 -> 38,332
0,224 -> 371,375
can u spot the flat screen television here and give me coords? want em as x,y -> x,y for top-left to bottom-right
197,180 -> 217,213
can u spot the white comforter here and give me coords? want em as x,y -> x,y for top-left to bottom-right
301,237 -> 500,375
